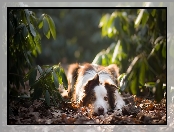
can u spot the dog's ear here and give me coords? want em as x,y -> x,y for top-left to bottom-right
104,82 -> 117,109
84,74 -> 99,92
82,74 -> 99,106
93,74 -> 100,85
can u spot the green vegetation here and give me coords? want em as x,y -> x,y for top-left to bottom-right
93,9 -> 166,102
9,9 -> 67,106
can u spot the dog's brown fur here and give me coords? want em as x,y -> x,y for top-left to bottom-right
67,63 -> 120,102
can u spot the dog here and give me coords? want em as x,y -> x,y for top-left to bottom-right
66,63 -> 125,115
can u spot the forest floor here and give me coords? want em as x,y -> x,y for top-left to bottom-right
8,64 -> 168,125
8,93 -> 167,125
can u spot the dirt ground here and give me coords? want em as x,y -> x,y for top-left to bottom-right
8,93 -> 167,125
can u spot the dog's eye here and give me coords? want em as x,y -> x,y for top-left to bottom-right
91,96 -> 96,101
104,96 -> 108,101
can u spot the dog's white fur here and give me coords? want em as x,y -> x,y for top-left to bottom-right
67,63 -> 125,115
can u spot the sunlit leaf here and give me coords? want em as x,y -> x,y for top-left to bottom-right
135,9 -> 145,27
60,68 -> 68,90
43,17 -> 50,39
104,54 -> 110,66
52,69 -> 59,88
112,40 -> 120,63
38,14 -> 44,29
46,15 -> 56,40
142,10 -> 149,27
99,14 -> 110,28
119,74 -> 128,91
99,14 -> 110,36
92,52 -> 103,65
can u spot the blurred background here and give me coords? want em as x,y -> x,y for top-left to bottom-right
31,9 -> 115,65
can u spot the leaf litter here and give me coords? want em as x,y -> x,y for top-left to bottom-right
9,93 -> 167,124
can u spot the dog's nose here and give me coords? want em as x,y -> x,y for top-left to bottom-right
98,107 -> 104,115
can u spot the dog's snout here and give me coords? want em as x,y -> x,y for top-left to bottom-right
98,107 -> 104,115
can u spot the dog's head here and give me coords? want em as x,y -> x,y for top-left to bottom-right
81,74 -> 118,115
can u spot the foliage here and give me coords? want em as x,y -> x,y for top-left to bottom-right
93,8 -> 166,102
30,9 -> 115,64
23,64 -> 68,106
9,8 -> 67,105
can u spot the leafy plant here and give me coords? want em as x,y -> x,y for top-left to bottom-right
23,64 -> 68,106
8,8 -> 67,105
93,8 -> 166,102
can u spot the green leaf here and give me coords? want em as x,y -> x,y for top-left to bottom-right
92,51 -> 103,65
37,65 -> 43,75
101,54 -> 109,66
22,25 -> 28,39
112,40 -> 120,63
139,58 -> 146,86
45,90 -> 50,106
45,67 -> 53,74
38,14 -> 44,29
135,9 -> 144,27
60,68 -> 68,90
45,15 -> 56,40
43,17 -> 50,39
99,14 -> 110,28
130,76 -> 138,95
99,14 -> 110,36
120,74 -> 128,91
151,9 -> 156,17
53,66 -> 62,84
29,23 -> 36,37
53,69 -> 59,88
142,10 -> 149,27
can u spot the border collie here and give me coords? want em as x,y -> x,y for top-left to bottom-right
66,63 -> 125,115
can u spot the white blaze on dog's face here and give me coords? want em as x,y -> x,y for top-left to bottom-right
93,85 -> 109,115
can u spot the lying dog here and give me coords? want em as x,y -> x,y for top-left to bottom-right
66,63 -> 125,115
